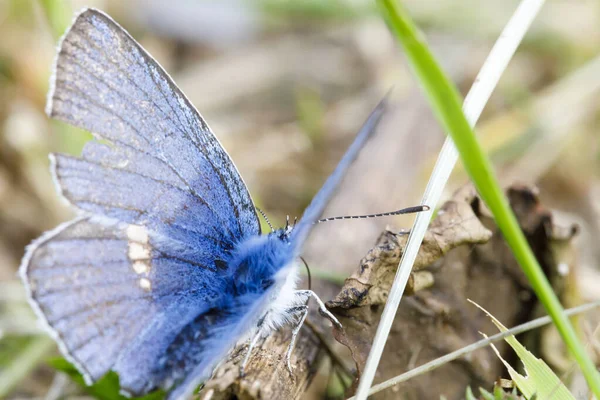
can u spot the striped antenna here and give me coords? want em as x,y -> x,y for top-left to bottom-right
256,207 -> 275,232
315,205 -> 429,224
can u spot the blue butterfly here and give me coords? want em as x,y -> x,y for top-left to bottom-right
19,8 -> 388,400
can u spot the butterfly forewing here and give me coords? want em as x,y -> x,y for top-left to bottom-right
48,9 -> 260,241
291,95 -> 388,249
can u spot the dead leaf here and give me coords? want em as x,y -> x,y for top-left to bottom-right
328,185 -> 492,309
328,184 -> 577,399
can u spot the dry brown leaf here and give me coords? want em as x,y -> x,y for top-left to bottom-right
327,184 -> 577,399
328,185 -> 492,309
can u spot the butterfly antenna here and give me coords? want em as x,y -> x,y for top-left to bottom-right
256,207 -> 275,232
299,256 -> 312,291
314,205 -> 429,224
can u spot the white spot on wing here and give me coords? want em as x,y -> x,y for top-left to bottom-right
126,224 -> 151,275
126,225 -> 149,244
139,278 -> 152,291
129,242 -> 150,260
132,261 -> 149,275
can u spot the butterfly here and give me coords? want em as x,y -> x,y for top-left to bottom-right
19,8 -> 390,400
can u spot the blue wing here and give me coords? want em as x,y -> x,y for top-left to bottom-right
21,8 -> 261,397
47,8 -> 260,244
20,216 -> 234,395
291,94 -> 389,249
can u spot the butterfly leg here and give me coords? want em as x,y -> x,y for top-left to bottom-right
239,312 -> 268,377
239,331 -> 260,377
293,290 -> 342,328
284,305 -> 309,373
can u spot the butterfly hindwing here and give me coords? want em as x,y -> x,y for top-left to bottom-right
21,216 -> 232,394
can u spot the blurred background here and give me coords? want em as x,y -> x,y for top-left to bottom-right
1,0 -> 600,398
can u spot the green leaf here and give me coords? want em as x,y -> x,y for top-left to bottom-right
465,386 -> 478,400
472,303 -> 575,400
48,358 -> 164,400
479,387 -> 495,400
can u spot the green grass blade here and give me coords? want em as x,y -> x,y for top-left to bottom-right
0,336 -> 55,398
38,0 -> 72,40
369,0 -> 600,397
354,1 -> 547,398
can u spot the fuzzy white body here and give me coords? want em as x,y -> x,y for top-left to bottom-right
260,262 -> 302,332
231,261 -> 301,345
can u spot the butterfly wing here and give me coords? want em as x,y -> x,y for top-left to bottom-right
21,216 -> 233,394
291,94 -> 389,249
47,8 -> 260,244
21,8 -> 260,396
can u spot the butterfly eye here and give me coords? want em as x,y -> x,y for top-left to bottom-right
261,279 -> 274,290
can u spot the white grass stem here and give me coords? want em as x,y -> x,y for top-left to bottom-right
354,1 -> 546,398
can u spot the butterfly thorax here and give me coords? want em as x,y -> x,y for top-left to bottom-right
223,229 -> 300,334
228,229 -> 295,297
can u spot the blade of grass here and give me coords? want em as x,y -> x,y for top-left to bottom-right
355,0 -> 600,398
0,336 -> 55,398
349,300 -> 600,398
38,0 -> 72,40
354,1 -> 547,398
